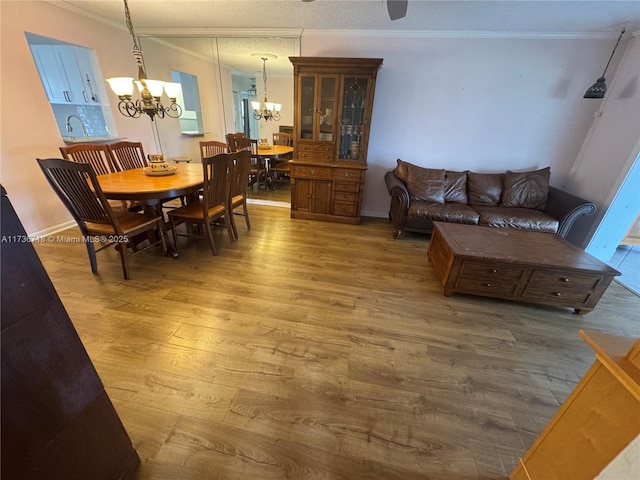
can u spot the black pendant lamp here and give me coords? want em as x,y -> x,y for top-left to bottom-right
584,28 -> 625,99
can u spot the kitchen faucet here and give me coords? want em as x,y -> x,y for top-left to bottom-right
65,114 -> 89,138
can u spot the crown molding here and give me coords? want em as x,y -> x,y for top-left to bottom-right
137,28 -> 303,38
300,29 -> 623,40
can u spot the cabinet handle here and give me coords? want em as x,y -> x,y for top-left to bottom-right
343,172 -> 353,178
310,169 -> 318,175
553,292 -> 562,297
63,91 -> 71,102
490,268 -> 498,273
83,91 -> 89,103
483,282 -> 492,287
560,277 -> 570,283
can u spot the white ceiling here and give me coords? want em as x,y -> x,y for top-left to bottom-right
54,0 -> 640,76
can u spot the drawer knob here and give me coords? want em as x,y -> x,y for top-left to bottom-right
310,169 -> 318,175
343,172 -> 353,178
553,292 -> 562,297
560,277 -> 570,283
490,268 -> 498,273
483,282 -> 492,287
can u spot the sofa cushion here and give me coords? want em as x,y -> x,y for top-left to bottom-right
468,172 -> 504,206
500,167 -> 550,210
473,206 -> 559,233
444,170 -> 468,204
408,201 -> 480,225
394,159 -> 445,203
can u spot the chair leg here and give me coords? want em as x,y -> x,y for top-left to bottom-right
242,200 -> 251,230
229,207 -> 239,240
225,213 -> 235,243
169,216 -> 180,253
156,219 -> 168,254
205,220 -> 218,256
85,240 -> 98,274
116,242 -> 130,280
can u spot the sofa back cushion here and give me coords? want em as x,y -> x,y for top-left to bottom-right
444,170 -> 468,203
468,172 -> 504,206
500,167 -> 550,210
394,159 -> 445,203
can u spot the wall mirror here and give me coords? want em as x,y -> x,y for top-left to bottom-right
150,35 -> 299,140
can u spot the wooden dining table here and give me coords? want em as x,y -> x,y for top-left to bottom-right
96,163 -> 204,257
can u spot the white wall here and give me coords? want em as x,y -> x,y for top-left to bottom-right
567,35 -> 640,250
300,32 -> 627,218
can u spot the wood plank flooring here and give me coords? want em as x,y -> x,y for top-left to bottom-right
34,204 -> 640,479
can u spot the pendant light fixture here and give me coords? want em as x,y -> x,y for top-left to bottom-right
106,0 -> 183,120
583,28 -> 625,99
251,55 -> 282,121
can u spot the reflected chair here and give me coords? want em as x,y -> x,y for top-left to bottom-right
59,144 -> 118,175
199,140 -> 228,161
107,141 -> 147,171
235,137 -> 265,188
36,158 -> 167,280
225,132 -> 245,153
167,153 -> 235,256
270,132 -> 293,185
229,150 -> 252,238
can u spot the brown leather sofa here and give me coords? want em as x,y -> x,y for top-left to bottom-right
385,159 -> 596,239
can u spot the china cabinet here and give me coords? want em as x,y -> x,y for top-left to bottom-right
289,57 -> 382,224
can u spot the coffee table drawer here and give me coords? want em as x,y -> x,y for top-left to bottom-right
455,277 -> 520,296
459,261 -> 526,281
526,270 -> 600,290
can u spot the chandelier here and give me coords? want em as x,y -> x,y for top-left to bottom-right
584,28 -> 625,99
106,0 -> 182,120
251,57 -> 281,121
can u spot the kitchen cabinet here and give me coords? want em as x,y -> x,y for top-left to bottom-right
30,44 -> 102,105
289,57 -> 382,224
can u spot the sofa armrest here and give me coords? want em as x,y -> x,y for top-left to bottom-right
544,186 -> 596,239
385,171 -> 410,238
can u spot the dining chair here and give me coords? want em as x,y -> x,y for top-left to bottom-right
235,137 -> 266,188
272,132 -> 293,148
107,141 -> 147,171
225,132 -> 245,153
199,140 -> 228,161
59,144 -> 118,175
229,150 -> 252,238
167,153 -> 235,256
36,158 -> 167,280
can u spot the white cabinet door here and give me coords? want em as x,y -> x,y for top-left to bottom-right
72,47 -> 103,104
30,44 -> 73,104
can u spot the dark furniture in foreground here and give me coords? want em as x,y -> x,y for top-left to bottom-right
427,222 -> 620,314
385,161 -> 596,240
1,185 -> 139,479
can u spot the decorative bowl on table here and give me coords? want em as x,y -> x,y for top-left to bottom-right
258,138 -> 270,148
143,153 -> 177,176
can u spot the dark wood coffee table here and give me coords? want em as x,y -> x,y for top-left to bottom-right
427,222 -> 620,314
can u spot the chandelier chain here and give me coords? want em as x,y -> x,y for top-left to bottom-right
123,0 -> 141,52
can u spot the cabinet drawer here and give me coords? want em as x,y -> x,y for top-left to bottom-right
333,201 -> 358,217
334,191 -> 358,203
334,182 -> 360,193
297,144 -> 334,161
459,261 -> 526,281
332,168 -> 363,182
291,165 -> 332,179
455,277 -> 520,296
526,270 -> 600,290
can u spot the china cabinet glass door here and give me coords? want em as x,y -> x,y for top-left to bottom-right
339,76 -> 369,161
299,74 -> 337,142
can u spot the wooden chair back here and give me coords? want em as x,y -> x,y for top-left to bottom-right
272,132 -> 293,147
231,150 -> 252,199
37,157 -> 114,227
225,132 -> 245,153
202,153 -> 233,215
199,140 -> 228,161
59,144 -> 117,175
107,141 -> 147,170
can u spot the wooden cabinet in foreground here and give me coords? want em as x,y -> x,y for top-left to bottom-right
289,57 -> 382,224
510,330 -> 640,479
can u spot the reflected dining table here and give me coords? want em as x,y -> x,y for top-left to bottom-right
96,163 -> 204,256
256,145 -> 293,189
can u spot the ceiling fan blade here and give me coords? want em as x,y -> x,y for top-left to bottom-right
387,0 -> 408,20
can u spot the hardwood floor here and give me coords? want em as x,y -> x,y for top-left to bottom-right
34,205 -> 640,479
